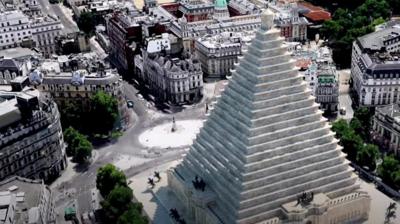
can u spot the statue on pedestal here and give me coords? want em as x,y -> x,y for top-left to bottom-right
171,117 -> 177,132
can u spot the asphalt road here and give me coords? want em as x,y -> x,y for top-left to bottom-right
337,69 -> 354,121
36,0 -> 79,34
52,81 -> 208,222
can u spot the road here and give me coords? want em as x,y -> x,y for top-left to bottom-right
51,81 -> 215,223
36,0 -> 79,34
337,69 -> 354,121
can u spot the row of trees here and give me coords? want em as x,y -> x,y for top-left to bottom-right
96,164 -> 148,224
60,91 -> 119,138
332,108 -> 400,189
378,155 -> 400,189
64,127 -> 93,164
332,108 -> 380,171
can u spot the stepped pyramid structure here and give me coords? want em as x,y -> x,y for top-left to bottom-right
168,9 -> 370,224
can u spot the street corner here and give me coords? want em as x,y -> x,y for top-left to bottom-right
128,160 -> 183,224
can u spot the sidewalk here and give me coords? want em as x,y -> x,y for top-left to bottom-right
129,160 -> 193,224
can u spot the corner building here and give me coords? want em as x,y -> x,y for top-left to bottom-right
168,10 -> 370,224
0,88 -> 66,182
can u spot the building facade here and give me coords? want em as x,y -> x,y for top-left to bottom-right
0,10 -> 62,57
195,31 -> 254,79
30,15 -> 62,58
29,53 -> 129,128
0,87 -> 67,182
0,176 -> 56,224
134,35 -> 203,105
351,26 -> 400,106
0,10 -> 32,50
0,58 -> 32,85
179,0 -> 214,22
106,8 -> 171,72
303,55 -> 339,113
372,104 -> 400,157
269,2 -> 308,41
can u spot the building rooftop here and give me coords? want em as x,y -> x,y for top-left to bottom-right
376,104 -> 400,120
0,98 -> 21,129
0,176 -> 50,224
197,31 -> 255,49
0,10 -> 28,23
358,27 -> 400,50
0,48 -> 40,60
297,1 -> 331,22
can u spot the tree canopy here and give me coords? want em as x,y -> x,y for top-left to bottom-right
378,156 -> 400,187
320,0 -> 391,67
63,127 -> 92,164
356,144 -> 380,171
60,91 -> 119,137
96,164 -> 127,197
88,91 -> 119,135
96,164 -> 148,223
77,11 -> 95,34
117,204 -> 148,224
101,185 -> 133,221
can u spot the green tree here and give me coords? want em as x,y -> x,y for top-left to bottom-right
351,107 -> 374,141
73,135 -> 92,164
60,101 -> 82,131
340,131 -> 363,161
63,127 -> 92,163
101,186 -> 133,221
96,164 -> 127,197
64,127 -> 79,156
332,119 -> 352,139
331,119 -> 363,160
378,155 -> 400,186
88,91 -> 119,135
77,11 -> 95,34
356,144 -> 380,171
117,204 -> 148,224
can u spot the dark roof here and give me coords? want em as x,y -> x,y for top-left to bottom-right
0,59 -> 21,70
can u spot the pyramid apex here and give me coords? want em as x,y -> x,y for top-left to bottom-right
261,8 -> 274,31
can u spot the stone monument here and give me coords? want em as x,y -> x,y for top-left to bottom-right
168,9 -> 370,224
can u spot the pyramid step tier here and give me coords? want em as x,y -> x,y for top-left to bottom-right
246,133 -> 337,163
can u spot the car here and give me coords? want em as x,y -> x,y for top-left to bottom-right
127,100 -> 134,108
340,107 -> 346,115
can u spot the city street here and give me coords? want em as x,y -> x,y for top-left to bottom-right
338,69 -> 354,121
51,80 -> 221,223
36,0 -> 79,34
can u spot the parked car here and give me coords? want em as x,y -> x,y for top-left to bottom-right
340,107 -> 346,115
127,100 -> 134,108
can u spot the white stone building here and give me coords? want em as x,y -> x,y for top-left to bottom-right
195,31 -> 254,79
134,35 -> 203,105
0,10 -> 32,50
351,25 -> 400,106
0,57 -> 32,84
167,10 -> 370,224
168,1 -> 261,51
29,53 -> 129,127
31,15 -> 62,58
0,10 -> 62,57
373,104 -> 400,157
302,47 -> 339,113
